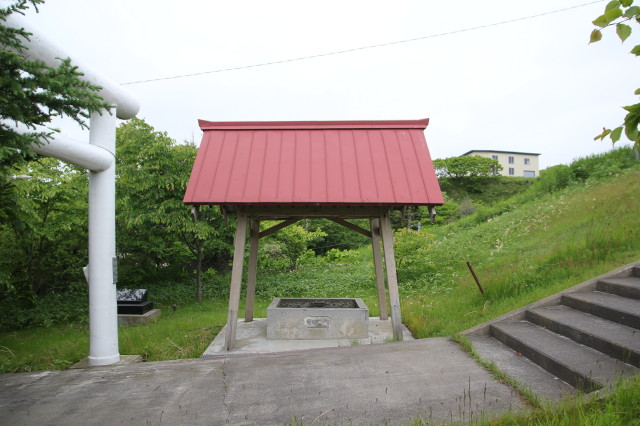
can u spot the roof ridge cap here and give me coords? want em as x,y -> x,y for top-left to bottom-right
198,119 -> 429,131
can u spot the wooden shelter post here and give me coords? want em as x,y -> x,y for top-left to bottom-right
379,213 -> 403,341
225,212 -> 248,351
370,218 -> 388,320
245,218 -> 260,322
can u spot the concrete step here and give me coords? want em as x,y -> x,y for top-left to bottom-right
597,276 -> 640,300
490,321 -> 639,392
561,291 -> 640,329
467,333 -> 576,401
526,306 -> 640,368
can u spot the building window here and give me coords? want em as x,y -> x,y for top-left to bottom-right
523,170 -> 535,177
524,158 -> 530,165
509,167 -> 515,176
508,156 -> 515,164
491,155 -> 498,160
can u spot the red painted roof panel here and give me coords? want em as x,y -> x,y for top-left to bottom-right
183,119 -> 443,206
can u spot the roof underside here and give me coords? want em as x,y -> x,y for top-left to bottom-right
183,119 -> 444,208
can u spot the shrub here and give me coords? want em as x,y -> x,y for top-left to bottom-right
323,248 -> 362,264
0,285 -> 89,330
570,146 -> 637,181
531,164 -> 574,194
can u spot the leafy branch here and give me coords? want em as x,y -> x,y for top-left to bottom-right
590,0 -> 640,157
1,0 -> 110,171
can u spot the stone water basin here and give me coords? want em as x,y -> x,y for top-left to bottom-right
266,298 -> 369,340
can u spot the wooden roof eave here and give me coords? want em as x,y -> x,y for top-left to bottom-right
206,203 -> 444,221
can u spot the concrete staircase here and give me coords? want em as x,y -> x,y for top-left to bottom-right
464,261 -> 640,400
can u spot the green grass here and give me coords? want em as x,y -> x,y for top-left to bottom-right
485,375 -> 640,425
0,299 -> 268,372
402,168 -> 640,338
0,322 -> 89,372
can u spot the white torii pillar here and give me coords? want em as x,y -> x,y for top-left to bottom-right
5,10 -> 140,366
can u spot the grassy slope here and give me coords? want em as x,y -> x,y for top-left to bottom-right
403,168 -> 640,338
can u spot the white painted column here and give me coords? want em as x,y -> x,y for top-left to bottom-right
87,111 -> 120,366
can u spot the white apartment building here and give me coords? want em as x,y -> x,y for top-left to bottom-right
461,150 -> 540,178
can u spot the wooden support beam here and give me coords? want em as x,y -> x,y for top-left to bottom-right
328,218 -> 372,238
243,205 -> 391,220
258,218 -> 300,239
225,213 -> 248,351
370,218 -> 388,320
380,213 -> 403,341
245,219 -> 260,322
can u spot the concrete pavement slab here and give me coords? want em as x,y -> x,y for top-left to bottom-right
0,338 -> 526,425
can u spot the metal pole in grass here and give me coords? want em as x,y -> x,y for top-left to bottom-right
466,262 -> 485,295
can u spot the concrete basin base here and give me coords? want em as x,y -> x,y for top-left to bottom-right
267,297 -> 369,340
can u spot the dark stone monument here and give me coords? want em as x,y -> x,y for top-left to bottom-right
117,289 -> 153,315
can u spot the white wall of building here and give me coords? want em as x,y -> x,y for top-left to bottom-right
464,150 -> 540,178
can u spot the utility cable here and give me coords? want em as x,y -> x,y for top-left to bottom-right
121,0 -> 603,86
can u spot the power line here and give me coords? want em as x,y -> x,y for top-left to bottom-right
121,1 -> 603,86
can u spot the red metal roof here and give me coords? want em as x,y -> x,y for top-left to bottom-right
183,119 -> 443,206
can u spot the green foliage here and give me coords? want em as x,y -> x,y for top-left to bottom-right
433,155 -> 503,194
530,164 -> 574,194
404,165 -> 640,338
394,229 -> 436,275
115,118 -> 233,301
529,146 -> 637,197
258,221 -> 326,270
0,299 -> 238,372
254,261 -> 376,301
570,145 -> 638,180
323,248 -> 362,264
0,0 -> 110,172
0,118 -> 237,329
0,157 -> 88,310
444,147 -> 638,229
490,375 -> 640,425
437,176 -> 535,222
392,228 -> 452,296
591,0 -> 640,155
433,155 -> 502,180
431,193 -> 460,225
0,285 -> 88,330
306,218 -> 370,254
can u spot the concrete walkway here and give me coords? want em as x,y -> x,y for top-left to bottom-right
0,338 -> 526,425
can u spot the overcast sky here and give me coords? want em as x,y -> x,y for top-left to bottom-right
21,0 -> 640,169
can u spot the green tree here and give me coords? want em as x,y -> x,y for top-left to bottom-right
0,0 -> 109,172
0,157 -> 88,301
305,218 -> 370,254
115,118 -> 232,302
433,156 -> 502,179
1,0 -> 110,306
591,0 -> 640,159
260,221 -> 326,270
